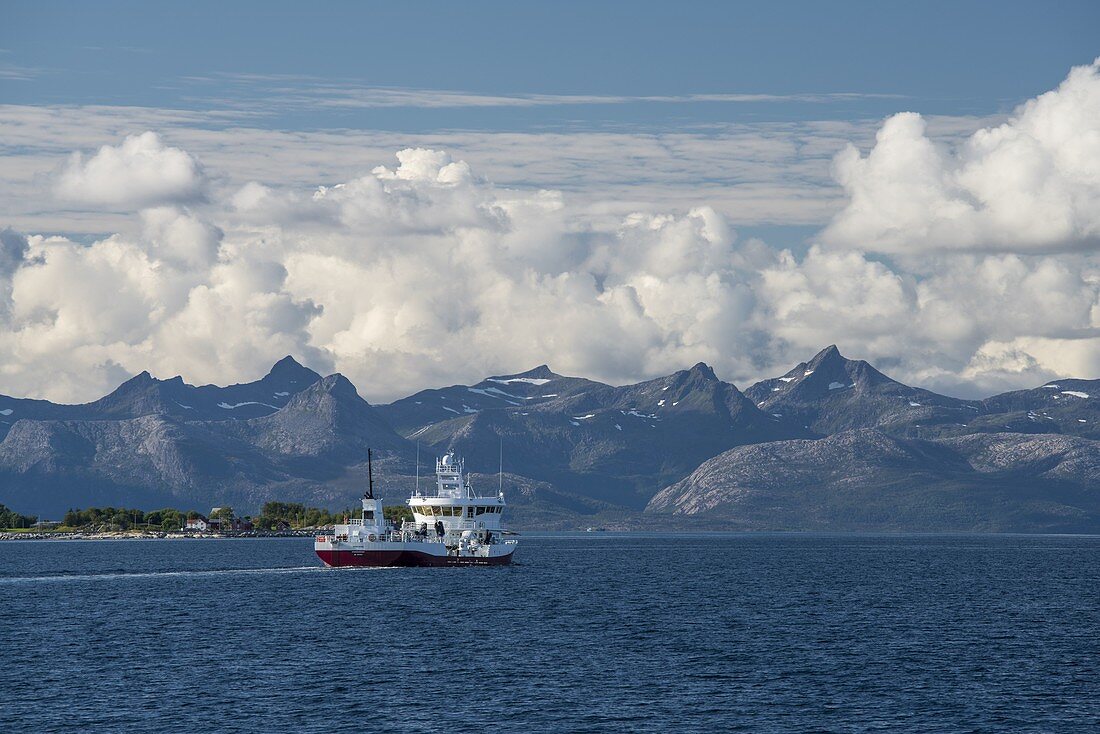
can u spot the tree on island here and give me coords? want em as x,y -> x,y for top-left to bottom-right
40,501 -> 414,533
210,506 -> 235,522
61,506 -> 188,531
0,504 -> 38,530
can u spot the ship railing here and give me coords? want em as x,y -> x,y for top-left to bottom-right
318,525 -> 511,545
317,530 -> 440,544
400,520 -> 506,533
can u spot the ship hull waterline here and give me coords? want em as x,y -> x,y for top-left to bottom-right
316,547 -> 515,568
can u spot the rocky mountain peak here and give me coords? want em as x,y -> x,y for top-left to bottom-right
265,355 -> 321,384
509,364 -> 560,380
808,345 -> 844,368
321,372 -> 359,395
687,362 -> 718,381
795,345 -> 894,390
292,373 -> 362,405
93,370 -> 171,409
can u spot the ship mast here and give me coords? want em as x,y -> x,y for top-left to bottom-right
366,448 -> 374,499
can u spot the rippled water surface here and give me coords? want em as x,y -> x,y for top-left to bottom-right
2,534 -> 1098,732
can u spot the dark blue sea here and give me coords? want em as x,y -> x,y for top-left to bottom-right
2,534 -> 1098,733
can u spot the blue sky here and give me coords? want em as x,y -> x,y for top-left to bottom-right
1,2 -> 1099,403
4,0 -> 1098,130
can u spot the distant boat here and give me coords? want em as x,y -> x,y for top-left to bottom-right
315,451 -> 517,567
586,526 -> 608,532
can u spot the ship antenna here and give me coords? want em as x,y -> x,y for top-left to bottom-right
499,437 -> 503,493
415,441 -> 420,494
366,448 -> 374,499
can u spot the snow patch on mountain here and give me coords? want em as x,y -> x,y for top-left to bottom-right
467,386 -> 523,404
488,377 -> 551,386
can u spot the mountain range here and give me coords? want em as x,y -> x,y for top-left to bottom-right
1,346 -> 1097,531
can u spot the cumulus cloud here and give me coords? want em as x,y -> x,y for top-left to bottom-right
4,60 -> 1100,405
823,58 -> 1100,254
55,131 -> 206,208
140,207 -> 222,269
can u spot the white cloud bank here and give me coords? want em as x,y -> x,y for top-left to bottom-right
0,62 -> 1098,403
824,58 -> 1100,254
55,131 -> 206,208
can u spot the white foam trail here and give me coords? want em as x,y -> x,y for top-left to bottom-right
0,565 -> 332,585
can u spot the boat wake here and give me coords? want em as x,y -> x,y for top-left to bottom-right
0,565 -> 331,585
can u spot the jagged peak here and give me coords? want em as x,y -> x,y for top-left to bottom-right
507,364 -> 560,380
290,376 -> 376,411
90,370 -> 174,413
687,362 -> 718,381
280,373 -> 368,412
317,373 -> 359,394
266,355 -> 320,381
112,370 -> 156,389
783,345 -> 898,390
808,345 -> 845,368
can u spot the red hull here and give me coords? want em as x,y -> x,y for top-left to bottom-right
316,548 -> 514,568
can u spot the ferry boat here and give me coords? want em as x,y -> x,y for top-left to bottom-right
315,451 -> 517,567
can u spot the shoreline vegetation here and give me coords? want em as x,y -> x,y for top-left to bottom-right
0,502 -> 415,541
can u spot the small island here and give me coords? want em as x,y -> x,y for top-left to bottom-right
0,501 -> 414,540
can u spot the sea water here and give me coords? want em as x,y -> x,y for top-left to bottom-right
1,534 -> 1097,732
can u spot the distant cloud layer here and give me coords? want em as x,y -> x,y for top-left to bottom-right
0,62 -> 1098,403
179,73 -> 903,111
824,59 -> 1100,254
